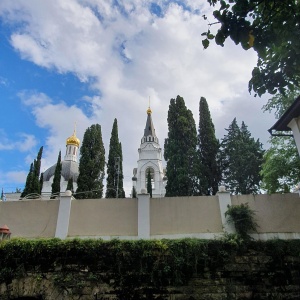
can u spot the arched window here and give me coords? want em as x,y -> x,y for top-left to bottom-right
145,167 -> 155,189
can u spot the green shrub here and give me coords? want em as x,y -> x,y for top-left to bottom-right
225,203 -> 258,239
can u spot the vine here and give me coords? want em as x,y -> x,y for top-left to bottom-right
1,238 -> 300,299
225,203 -> 258,240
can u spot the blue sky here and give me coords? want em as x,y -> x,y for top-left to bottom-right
0,0 -> 275,195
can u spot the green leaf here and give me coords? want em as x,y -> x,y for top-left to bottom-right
202,38 -> 210,49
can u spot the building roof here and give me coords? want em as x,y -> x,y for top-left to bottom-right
269,95 -> 300,134
144,107 -> 157,137
66,129 -> 80,147
43,160 -> 79,182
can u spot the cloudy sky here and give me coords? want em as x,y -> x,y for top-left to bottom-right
0,0 -> 276,195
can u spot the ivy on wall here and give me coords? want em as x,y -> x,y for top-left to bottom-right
1,238 -> 300,298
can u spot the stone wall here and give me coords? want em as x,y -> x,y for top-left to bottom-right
1,249 -> 300,299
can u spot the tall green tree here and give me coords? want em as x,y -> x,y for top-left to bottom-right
262,89 -> 300,120
220,118 -> 264,194
147,169 -> 153,198
21,146 -> 43,197
261,89 -> 300,193
198,97 -> 221,195
39,173 -> 44,194
21,163 -> 34,197
132,186 -> 137,198
76,124 -> 105,199
51,151 -> 62,198
203,1 -> 300,95
66,177 -> 74,193
106,119 -> 125,198
261,137 -> 300,194
164,95 -> 199,196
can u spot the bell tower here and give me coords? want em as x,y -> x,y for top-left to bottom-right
65,126 -> 80,162
132,105 -> 166,197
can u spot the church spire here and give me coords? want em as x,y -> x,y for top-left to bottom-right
147,96 -> 152,115
142,101 -> 159,144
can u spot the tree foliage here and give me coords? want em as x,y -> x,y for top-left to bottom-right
203,0 -> 300,96
76,124 -> 105,199
132,186 -> 137,198
164,95 -> 199,196
261,89 -> 300,193
198,97 -> 221,195
21,163 -> 34,198
21,146 -> 43,197
262,89 -> 300,119
220,118 -> 264,194
66,177 -> 74,193
225,203 -> 258,240
106,119 -> 125,198
261,137 -> 300,194
51,150 -> 62,198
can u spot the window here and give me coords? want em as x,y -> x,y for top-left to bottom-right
145,167 -> 155,189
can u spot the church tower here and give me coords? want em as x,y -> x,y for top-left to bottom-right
65,128 -> 80,162
41,128 -> 80,197
132,106 -> 166,197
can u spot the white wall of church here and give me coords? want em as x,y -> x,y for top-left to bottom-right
41,176 -> 78,198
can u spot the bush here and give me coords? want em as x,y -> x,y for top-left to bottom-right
225,203 -> 258,239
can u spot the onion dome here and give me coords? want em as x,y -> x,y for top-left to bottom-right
66,130 -> 80,147
43,161 -> 79,182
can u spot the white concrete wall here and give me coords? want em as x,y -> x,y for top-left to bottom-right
1,192 -> 300,240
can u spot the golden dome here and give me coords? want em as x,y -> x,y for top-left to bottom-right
147,107 -> 152,114
66,130 -> 80,147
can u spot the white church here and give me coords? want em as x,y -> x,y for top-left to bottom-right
132,106 -> 167,197
40,106 -> 166,198
41,129 -> 80,197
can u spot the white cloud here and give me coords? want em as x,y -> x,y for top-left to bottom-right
0,0 -> 276,195
5,171 -> 27,184
0,129 -> 37,152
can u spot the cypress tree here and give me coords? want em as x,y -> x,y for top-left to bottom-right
220,118 -> 264,194
147,169 -> 153,198
198,97 -> 221,195
21,163 -> 34,197
76,124 -> 105,199
34,146 -> 43,179
132,186 -> 137,198
51,151 -> 62,198
66,177 -> 74,193
21,146 -> 43,197
164,95 -> 199,196
39,173 -> 44,194
106,119 -> 125,198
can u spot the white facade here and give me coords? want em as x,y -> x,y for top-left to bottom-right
41,177 -> 78,198
132,107 -> 166,197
